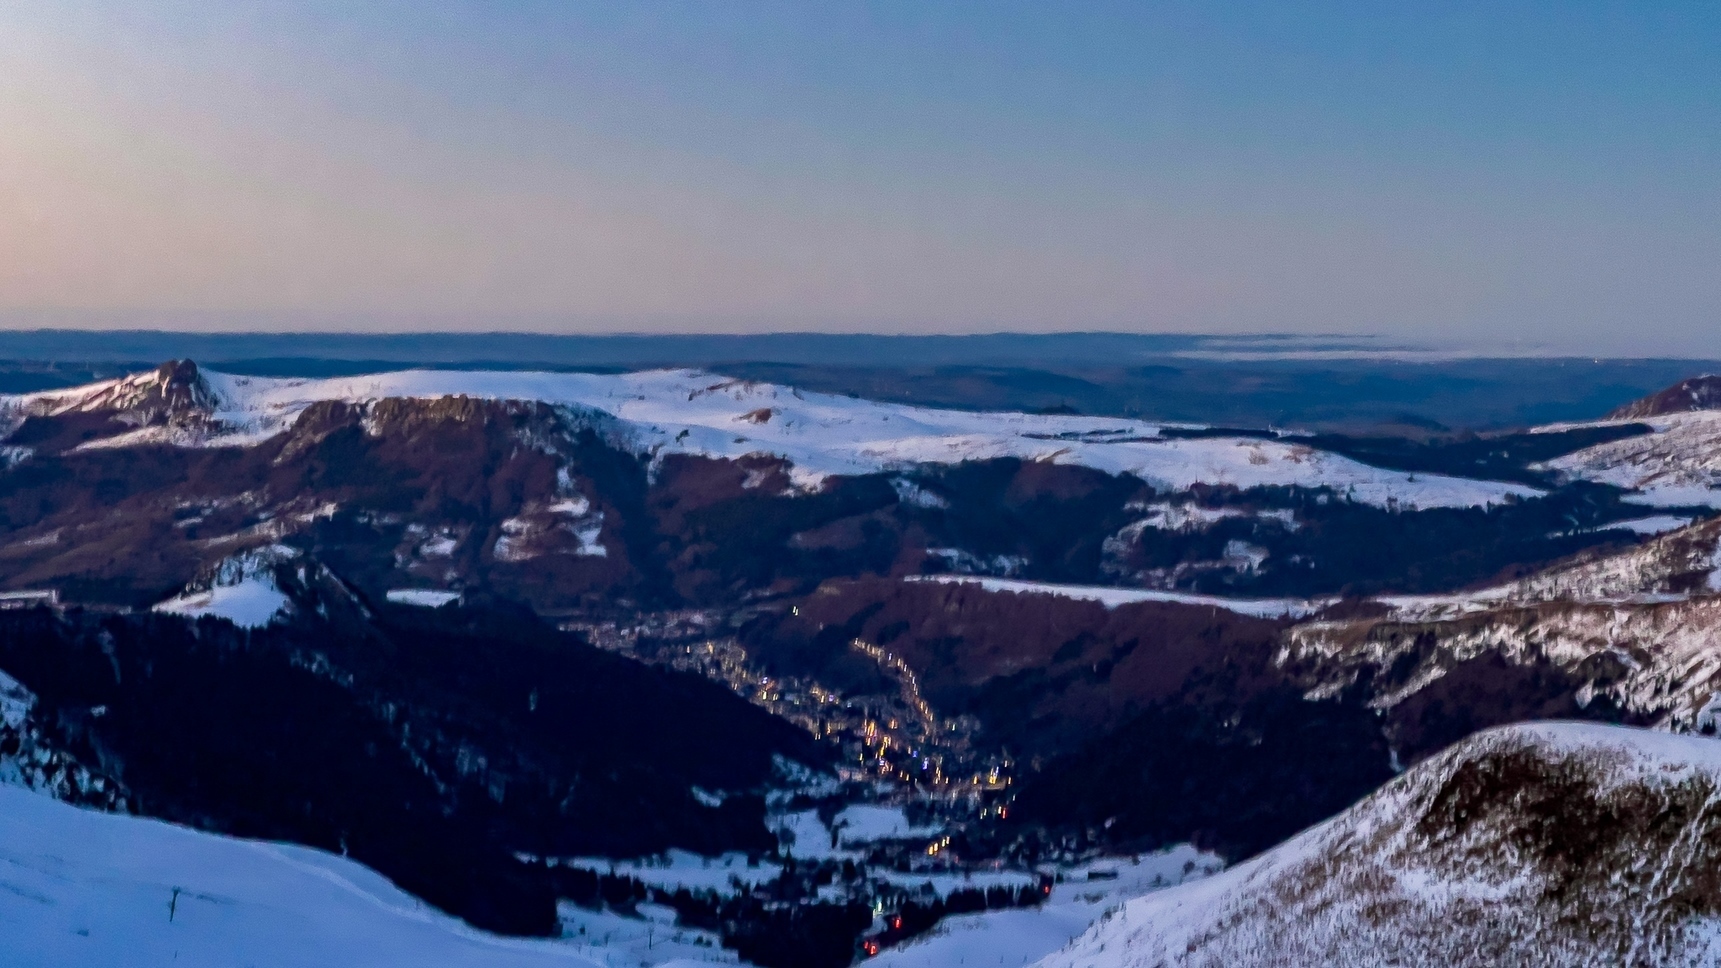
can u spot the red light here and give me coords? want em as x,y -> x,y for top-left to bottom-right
892,917 -> 902,930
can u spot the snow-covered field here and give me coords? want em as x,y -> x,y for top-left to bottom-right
0,784 -> 601,968
4,367 -> 1541,510
386,588 -> 462,607
833,804 -> 943,846
0,777 -> 1220,968
870,847 -> 1221,968
1604,514 -> 1697,535
150,546 -> 299,628
556,902 -> 737,968
152,576 -> 291,627
551,851 -> 782,896
914,575 -> 1329,619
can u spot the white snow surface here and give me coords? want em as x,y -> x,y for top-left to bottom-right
770,809 -> 855,861
832,805 -> 942,845
153,575 -> 291,628
1538,410 -> 1721,508
556,903 -> 736,968
871,847 -> 1221,968
914,575 -> 1329,619
0,784 -> 602,968
151,546 -> 298,629
1605,514 -> 1697,535
386,588 -> 462,607
553,851 -> 781,896
0,669 -> 32,731
1125,501 -> 1248,532
14,367 -> 1539,509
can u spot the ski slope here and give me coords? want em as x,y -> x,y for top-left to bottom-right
0,784 -> 600,968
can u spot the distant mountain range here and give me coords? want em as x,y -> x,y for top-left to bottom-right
0,330 -> 1714,430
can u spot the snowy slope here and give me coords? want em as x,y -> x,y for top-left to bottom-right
870,848 -> 1221,968
913,575 -> 1328,619
0,784 -> 602,968
3,366 -> 1540,510
1036,723 -> 1721,968
1281,518 -> 1721,726
150,546 -> 298,629
1372,516 -> 1721,621
1536,410 -> 1721,508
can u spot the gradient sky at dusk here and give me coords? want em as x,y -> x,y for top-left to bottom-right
2,2 -> 1717,353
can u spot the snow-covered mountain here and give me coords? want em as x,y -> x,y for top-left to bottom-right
1285,516 -> 1721,733
1038,722 -> 1721,968
1534,377 -> 1721,509
0,783 -> 601,968
1536,409 -> 1721,509
0,362 -> 1536,510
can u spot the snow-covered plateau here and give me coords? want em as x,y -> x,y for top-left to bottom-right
0,365 -> 1540,510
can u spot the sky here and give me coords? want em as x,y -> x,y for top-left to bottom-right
1,2 -> 1717,354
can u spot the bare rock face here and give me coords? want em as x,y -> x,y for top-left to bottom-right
1042,722 -> 1721,968
1609,375 -> 1721,419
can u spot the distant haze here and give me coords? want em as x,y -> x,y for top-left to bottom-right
0,331 -> 1714,432
2,4 -> 1717,355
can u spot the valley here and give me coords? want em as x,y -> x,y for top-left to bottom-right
1,360 -> 1720,966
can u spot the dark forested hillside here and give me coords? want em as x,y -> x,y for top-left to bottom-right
0,597 -> 823,934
